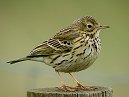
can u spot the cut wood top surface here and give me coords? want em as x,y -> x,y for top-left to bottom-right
27,86 -> 113,97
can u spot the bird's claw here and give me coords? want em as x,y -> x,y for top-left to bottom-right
58,85 -> 77,92
75,83 -> 97,91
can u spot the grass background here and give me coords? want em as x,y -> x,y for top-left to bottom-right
0,0 -> 129,97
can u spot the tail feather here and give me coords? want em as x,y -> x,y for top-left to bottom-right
7,57 -> 28,64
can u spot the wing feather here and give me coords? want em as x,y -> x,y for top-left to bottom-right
28,25 -> 79,57
54,25 -> 80,40
28,39 -> 72,57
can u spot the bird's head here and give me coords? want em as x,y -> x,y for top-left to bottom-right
73,16 -> 109,36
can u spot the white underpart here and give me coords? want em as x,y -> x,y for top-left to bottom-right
31,57 -> 44,62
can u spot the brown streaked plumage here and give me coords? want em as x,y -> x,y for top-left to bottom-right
7,16 -> 109,92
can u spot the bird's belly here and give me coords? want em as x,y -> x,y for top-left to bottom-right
54,45 -> 100,73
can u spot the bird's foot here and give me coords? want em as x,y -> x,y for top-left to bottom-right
58,85 -> 77,92
75,83 -> 97,91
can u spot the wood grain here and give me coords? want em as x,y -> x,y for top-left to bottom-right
27,86 -> 113,97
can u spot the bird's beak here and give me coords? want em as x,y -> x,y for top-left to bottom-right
97,25 -> 110,29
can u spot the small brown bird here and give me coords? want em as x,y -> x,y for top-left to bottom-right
7,16 -> 109,91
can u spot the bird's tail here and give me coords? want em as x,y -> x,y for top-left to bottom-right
7,57 -> 28,64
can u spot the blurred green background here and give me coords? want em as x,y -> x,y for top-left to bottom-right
0,0 -> 129,97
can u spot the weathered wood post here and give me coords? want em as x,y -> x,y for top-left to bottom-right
27,86 -> 113,97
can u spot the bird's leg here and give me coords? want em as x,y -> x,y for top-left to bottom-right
57,71 -> 65,85
69,73 -> 96,90
56,71 -> 76,92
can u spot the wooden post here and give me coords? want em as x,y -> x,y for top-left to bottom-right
27,86 -> 113,97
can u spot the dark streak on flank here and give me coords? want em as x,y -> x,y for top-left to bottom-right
84,51 -> 91,60
72,50 -> 75,54
71,50 -> 76,57
70,55 -> 73,59
84,60 -> 91,68
80,40 -> 85,43
90,48 -> 92,52
74,59 -> 77,63
73,44 -> 83,50
56,60 -> 69,65
85,40 -> 88,46
83,48 -> 87,55
68,59 -> 73,63
53,66 -> 56,68
50,55 -> 61,64
76,53 -> 83,57
62,53 -> 70,57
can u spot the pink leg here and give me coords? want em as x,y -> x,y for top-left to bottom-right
69,73 -> 96,90
57,72 -> 77,92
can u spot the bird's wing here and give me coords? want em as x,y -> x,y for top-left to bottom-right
53,25 -> 80,40
28,39 -> 72,57
27,25 -> 80,58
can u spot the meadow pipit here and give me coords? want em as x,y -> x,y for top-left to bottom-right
7,16 -> 109,92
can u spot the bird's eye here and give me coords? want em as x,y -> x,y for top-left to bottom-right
87,24 -> 92,28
